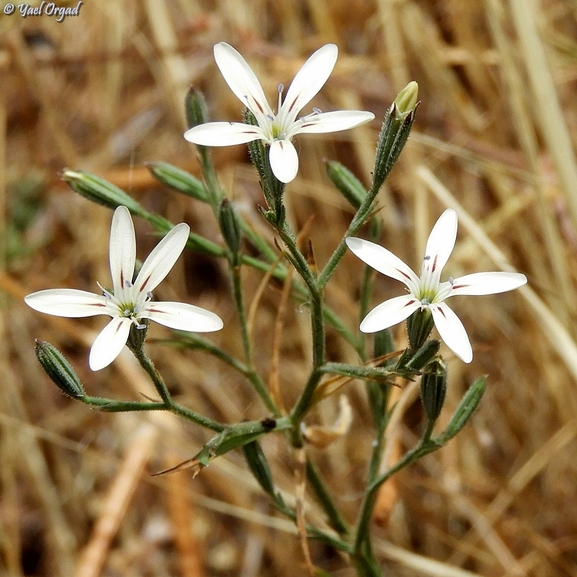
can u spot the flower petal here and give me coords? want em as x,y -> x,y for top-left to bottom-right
89,317 -> 131,370
25,288 -> 109,318
449,271 -> 527,296
422,209 -> 458,278
134,223 -> 190,295
346,237 -> 419,290
109,206 -> 136,296
184,122 -> 264,146
359,295 -> 420,333
141,301 -> 224,332
297,110 -> 375,134
280,44 -> 338,125
213,42 -> 274,123
431,303 -> 472,363
269,139 -> 299,183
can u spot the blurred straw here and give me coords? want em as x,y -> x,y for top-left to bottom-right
74,424 -> 157,577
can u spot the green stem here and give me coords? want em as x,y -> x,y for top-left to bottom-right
317,179 -> 381,291
354,437 -> 443,556
83,397 -> 167,412
130,344 -> 224,432
231,265 -> 252,366
228,255 -> 279,415
276,222 -> 326,428
306,457 -> 350,536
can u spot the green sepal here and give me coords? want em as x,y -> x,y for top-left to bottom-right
127,319 -> 149,354
420,359 -> 447,422
147,162 -> 208,202
35,340 -> 85,399
404,339 -> 440,371
244,109 -> 285,221
63,170 -> 144,215
325,160 -> 367,210
438,376 -> 487,443
406,308 -> 434,351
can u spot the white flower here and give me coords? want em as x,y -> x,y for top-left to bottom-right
346,209 -> 527,363
25,206 -> 223,371
184,42 -> 375,184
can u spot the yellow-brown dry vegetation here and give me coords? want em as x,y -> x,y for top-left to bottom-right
1,1 -> 577,576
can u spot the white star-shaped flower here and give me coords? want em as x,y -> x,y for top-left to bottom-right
346,209 -> 527,363
184,42 -> 375,183
25,206 -> 223,371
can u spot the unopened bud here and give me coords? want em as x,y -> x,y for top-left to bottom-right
325,160 -> 366,210
63,170 -> 143,215
440,376 -> 487,442
218,198 -> 243,262
372,82 -> 419,191
35,340 -> 85,399
185,88 -> 210,129
420,359 -> 447,422
393,81 -> 419,120
148,162 -> 208,202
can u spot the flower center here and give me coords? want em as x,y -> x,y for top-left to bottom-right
100,281 -> 151,329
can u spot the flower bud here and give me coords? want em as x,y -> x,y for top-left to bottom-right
218,198 -> 243,262
393,81 -> 419,120
147,162 -> 208,202
420,359 -> 447,422
35,340 -> 85,399
185,88 -> 210,129
63,170 -> 143,215
372,82 -> 419,192
439,376 -> 487,442
325,160 -> 366,210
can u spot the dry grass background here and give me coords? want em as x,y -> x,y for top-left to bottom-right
1,0 -> 577,576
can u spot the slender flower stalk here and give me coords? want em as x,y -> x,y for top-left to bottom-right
25,206 -> 223,370
184,42 -> 374,183
346,209 -> 527,362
